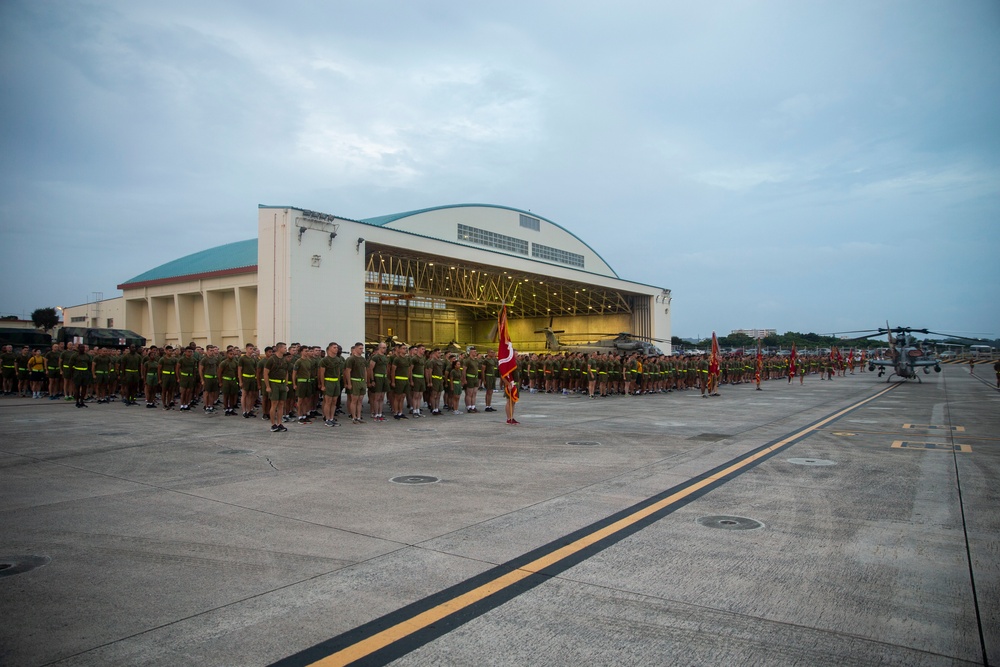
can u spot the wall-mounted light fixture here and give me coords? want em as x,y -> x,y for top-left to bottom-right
298,226 -> 307,243
356,237 -> 365,253
328,231 -> 337,248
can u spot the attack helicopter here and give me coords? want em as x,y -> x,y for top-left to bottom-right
836,324 -> 978,383
535,327 -> 668,356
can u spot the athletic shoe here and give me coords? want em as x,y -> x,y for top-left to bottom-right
277,424 -> 288,432
506,418 -> 520,425
484,406 -> 495,412
399,413 -> 407,419
270,424 -> 280,432
453,410 -> 462,415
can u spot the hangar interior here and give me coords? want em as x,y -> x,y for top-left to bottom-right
364,243 -> 653,352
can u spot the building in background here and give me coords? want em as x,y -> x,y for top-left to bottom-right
106,203 -> 670,351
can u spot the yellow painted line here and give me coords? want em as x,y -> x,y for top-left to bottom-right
902,424 -> 965,432
308,383 -> 899,667
815,428 -> 998,441
891,441 -> 972,453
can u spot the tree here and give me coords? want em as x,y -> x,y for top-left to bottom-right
31,307 -> 59,332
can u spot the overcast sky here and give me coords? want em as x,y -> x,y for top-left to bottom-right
2,1 -> 998,339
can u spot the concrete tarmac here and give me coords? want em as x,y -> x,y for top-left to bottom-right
1,364 -> 997,666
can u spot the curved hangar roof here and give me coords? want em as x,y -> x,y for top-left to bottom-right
119,238 -> 257,288
120,204 -> 618,289
359,204 -> 619,279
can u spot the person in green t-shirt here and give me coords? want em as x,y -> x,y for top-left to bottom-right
318,342 -> 344,427
427,348 -> 445,415
218,347 -> 241,415
262,342 -> 290,432
389,344 -> 412,420
72,345 -> 93,408
1,344 -> 17,395
238,344 -> 259,418
292,347 -> 315,425
176,347 -> 199,411
120,345 -> 143,406
45,344 -> 62,399
344,342 -> 367,424
462,347 -> 481,413
481,349 -> 497,412
199,346 -> 221,413
409,345 -> 427,417
367,343 -> 389,420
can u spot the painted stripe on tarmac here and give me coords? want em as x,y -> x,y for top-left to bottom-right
271,383 -> 899,667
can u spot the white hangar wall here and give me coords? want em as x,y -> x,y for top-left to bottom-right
257,204 -> 671,352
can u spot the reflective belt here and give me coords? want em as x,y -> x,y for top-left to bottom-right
296,378 -> 311,383
1,365 -> 13,369
203,374 -> 216,379
324,376 -> 340,382
73,366 -> 89,371
268,378 -> 284,383
374,373 -> 385,377
95,370 -> 106,374
350,377 -> 365,382
431,375 -> 443,379
222,376 -> 236,381
242,373 -> 255,378
161,371 -> 174,375
125,369 -> 139,373
394,375 -> 408,380
180,372 -> 192,376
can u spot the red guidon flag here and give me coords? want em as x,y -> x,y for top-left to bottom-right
709,332 -> 720,377
789,343 -> 798,378
497,305 -> 518,403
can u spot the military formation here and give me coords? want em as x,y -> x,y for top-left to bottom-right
2,340 -> 884,433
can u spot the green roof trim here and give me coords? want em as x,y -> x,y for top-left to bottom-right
121,238 -> 257,286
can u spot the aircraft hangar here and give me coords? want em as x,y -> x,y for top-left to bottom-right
118,204 -> 671,352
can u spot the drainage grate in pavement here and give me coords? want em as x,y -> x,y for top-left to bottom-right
696,516 -> 764,531
390,475 -> 440,485
0,555 -> 51,578
787,458 -> 836,466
